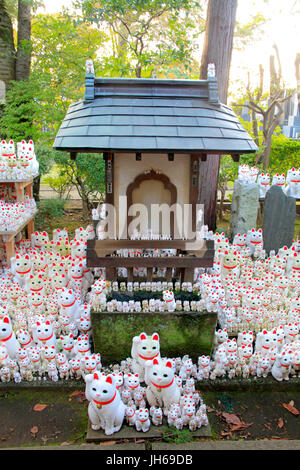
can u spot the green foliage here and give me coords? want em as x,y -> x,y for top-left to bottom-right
268,134 -> 300,174
43,169 -> 72,199
53,152 -> 106,210
30,12 -> 107,141
36,197 -> 66,220
163,428 -> 192,443
0,79 -> 40,141
75,0 -> 203,77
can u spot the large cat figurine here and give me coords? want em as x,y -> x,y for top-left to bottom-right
131,332 -> 161,381
144,358 -> 181,416
84,372 -> 125,435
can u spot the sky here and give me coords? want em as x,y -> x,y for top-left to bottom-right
37,0 -> 299,94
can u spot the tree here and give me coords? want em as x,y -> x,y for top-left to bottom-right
53,152 -> 106,213
198,0 -> 238,230
0,0 -> 15,99
76,0 -> 203,78
15,0 -> 32,81
30,12 -> 106,142
233,46 -> 294,170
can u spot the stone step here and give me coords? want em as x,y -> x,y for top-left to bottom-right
86,418 -> 212,443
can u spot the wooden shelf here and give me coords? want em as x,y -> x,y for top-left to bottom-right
0,178 -> 33,202
86,239 -> 215,282
0,210 -> 37,267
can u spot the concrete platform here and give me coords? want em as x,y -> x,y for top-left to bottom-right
86,419 -> 212,443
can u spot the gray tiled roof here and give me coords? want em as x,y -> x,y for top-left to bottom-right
53,76 -> 258,154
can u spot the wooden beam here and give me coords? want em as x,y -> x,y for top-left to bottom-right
231,153 -> 240,162
190,154 -> 200,233
105,153 -> 114,205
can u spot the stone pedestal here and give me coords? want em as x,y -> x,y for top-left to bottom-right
262,185 -> 296,254
229,180 -> 260,240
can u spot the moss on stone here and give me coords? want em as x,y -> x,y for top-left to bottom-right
91,310 -> 217,365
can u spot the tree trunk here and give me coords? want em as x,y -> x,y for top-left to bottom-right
0,0 -> 15,96
200,0 -> 237,104
15,0 -> 32,81
198,0 -> 237,230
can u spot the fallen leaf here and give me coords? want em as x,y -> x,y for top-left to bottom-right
277,418 -> 284,429
221,412 -> 242,426
282,402 -> 300,416
207,407 -> 215,413
230,422 -> 253,432
69,390 -> 84,398
99,440 -> 117,446
221,431 -> 232,437
33,404 -> 48,412
30,426 -> 38,437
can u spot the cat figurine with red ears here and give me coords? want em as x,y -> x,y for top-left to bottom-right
131,332 -> 161,381
59,288 -> 81,322
32,320 -> 56,349
85,372 -> 126,435
0,317 -> 20,358
135,408 -> 150,432
144,358 -> 181,415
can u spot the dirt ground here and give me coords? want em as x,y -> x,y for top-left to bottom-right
202,390 -> 300,441
0,388 -> 298,448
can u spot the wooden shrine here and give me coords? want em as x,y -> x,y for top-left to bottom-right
54,65 -> 257,278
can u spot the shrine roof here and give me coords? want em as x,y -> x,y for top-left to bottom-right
53,76 -> 258,154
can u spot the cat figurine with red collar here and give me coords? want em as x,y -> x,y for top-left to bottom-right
124,373 -> 141,396
135,408 -> 150,432
125,406 -> 137,426
131,332 -> 161,381
0,316 -> 20,358
271,350 -> 293,381
286,167 -> 300,198
32,320 -> 56,349
163,290 -> 176,312
85,372 -> 125,435
60,333 -> 76,360
272,173 -> 286,192
11,254 -> 33,287
144,358 -> 181,415
59,288 -> 81,322
257,173 -> 270,198
246,228 -> 263,255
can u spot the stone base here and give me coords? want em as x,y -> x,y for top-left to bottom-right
86,418 -> 212,442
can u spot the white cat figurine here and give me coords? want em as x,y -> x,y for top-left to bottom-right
144,358 -> 181,416
85,373 -> 125,435
131,332 -> 161,381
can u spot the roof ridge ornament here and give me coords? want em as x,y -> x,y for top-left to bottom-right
207,62 -> 220,106
86,59 -> 95,75
207,63 -> 215,78
84,59 -> 95,102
